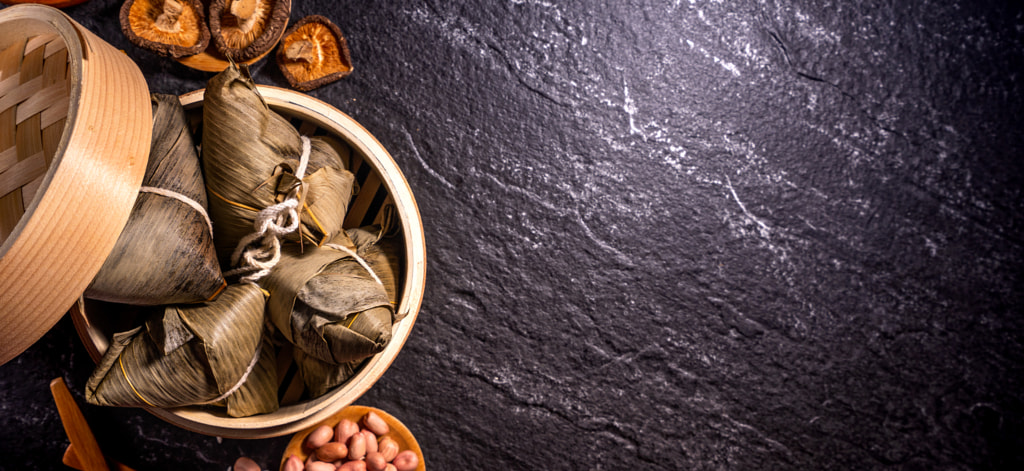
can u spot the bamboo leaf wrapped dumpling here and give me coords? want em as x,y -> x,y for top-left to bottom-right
263,229 -> 395,367
224,335 -> 279,417
286,226 -> 405,397
85,284 -> 278,417
201,63 -> 355,271
85,94 -> 226,305
293,349 -> 357,399
346,224 -> 404,316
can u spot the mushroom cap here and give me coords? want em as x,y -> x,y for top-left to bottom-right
210,0 -> 292,62
120,0 -> 210,59
276,15 -> 353,92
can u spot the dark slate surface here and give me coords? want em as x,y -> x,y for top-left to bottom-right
2,0 -> 1023,469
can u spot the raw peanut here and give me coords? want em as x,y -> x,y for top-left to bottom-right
392,450 -> 419,471
365,451 -> 388,471
306,461 -> 336,471
377,437 -> 400,462
233,457 -> 261,471
384,465 -> 397,471
362,430 -> 379,454
305,425 -> 334,450
348,431 -> 367,460
282,455 -> 304,471
338,461 -> 367,471
362,411 -> 390,436
335,419 -> 360,444
316,442 -> 348,461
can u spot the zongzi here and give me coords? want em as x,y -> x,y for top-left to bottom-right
85,283 -> 278,417
262,228 -> 396,367
287,226 -> 404,397
201,63 -> 355,279
293,348 -> 360,399
86,94 -> 225,305
346,224 -> 404,309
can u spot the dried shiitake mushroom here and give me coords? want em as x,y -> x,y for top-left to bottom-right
276,15 -> 353,92
120,0 -> 210,58
209,0 -> 291,62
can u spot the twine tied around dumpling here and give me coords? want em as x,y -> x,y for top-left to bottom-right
225,136 -> 312,283
324,243 -> 384,287
197,342 -> 262,406
136,186 -> 215,237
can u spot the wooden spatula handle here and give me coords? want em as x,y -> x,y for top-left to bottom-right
50,377 -> 111,471
63,445 -> 136,471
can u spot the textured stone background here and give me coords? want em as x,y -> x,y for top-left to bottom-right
1,0 -> 1022,469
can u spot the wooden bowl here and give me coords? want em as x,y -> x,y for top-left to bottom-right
280,405 -> 425,471
176,21 -> 287,73
177,45 -> 279,73
0,4 -> 151,365
70,86 -> 427,439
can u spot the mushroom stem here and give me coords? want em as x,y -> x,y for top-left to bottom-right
229,0 -> 262,33
230,0 -> 258,20
154,0 -> 184,33
284,40 -> 317,63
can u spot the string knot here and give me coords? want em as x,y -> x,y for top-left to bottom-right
226,136 -> 312,283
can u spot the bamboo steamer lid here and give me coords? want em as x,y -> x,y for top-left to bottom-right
0,5 -> 152,365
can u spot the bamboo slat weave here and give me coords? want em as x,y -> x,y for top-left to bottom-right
0,5 -> 152,367
0,31 -> 68,241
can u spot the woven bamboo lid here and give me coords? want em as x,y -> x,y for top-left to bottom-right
0,5 -> 152,365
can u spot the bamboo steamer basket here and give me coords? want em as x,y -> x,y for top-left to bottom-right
0,4 -> 152,365
70,86 -> 427,439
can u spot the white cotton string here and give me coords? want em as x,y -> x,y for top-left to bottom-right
139,186 -> 214,236
197,342 -> 262,405
225,136 -> 312,283
294,136 -> 310,179
325,243 -> 384,286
